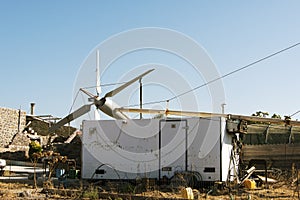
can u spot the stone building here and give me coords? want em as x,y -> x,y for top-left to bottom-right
0,107 -> 26,148
0,106 -> 79,162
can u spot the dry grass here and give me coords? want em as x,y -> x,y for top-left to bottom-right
0,173 -> 299,200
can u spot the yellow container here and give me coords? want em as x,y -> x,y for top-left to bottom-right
181,187 -> 194,199
244,179 -> 256,189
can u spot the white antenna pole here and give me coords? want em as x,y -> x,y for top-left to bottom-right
95,50 -> 101,120
96,49 -> 101,96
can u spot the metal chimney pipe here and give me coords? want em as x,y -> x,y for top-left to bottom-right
30,103 -> 35,115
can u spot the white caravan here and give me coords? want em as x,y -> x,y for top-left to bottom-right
81,117 -> 236,185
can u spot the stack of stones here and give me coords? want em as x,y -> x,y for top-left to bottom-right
0,107 -> 26,148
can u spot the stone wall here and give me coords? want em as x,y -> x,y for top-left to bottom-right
0,107 -> 26,148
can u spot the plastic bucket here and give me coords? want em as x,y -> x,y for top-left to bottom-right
181,187 -> 194,199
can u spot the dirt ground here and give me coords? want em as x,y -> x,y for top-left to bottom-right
0,179 -> 299,200
0,181 -> 46,200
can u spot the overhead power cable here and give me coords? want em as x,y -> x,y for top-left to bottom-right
126,42 -> 300,107
168,42 -> 300,101
290,110 -> 300,117
82,82 -> 128,90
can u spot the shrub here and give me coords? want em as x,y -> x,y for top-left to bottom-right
29,141 -> 42,158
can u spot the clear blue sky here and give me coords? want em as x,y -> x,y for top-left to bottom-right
1,1 -> 300,122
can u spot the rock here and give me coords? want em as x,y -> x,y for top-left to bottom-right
19,190 -> 31,197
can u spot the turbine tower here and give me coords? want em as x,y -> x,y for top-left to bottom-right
95,50 -> 101,120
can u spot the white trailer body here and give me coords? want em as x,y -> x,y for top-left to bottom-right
82,117 -> 234,182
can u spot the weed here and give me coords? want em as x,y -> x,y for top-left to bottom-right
82,186 -> 99,200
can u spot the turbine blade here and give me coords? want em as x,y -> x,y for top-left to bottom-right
80,88 -> 96,98
49,104 -> 92,132
104,69 -> 154,98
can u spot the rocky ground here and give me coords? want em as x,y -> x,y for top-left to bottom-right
0,181 -> 46,200
0,166 -> 297,199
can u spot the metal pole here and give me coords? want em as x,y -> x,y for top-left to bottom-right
139,78 -> 142,119
221,103 -> 226,114
18,107 -> 21,133
30,102 -> 35,115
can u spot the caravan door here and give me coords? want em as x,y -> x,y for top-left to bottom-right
159,119 -> 188,179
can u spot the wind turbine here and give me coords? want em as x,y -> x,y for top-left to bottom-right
49,62 -> 154,132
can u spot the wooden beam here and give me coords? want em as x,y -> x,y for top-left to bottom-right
246,124 -> 300,134
116,108 -> 226,118
117,107 -> 300,127
229,114 -> 300,126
